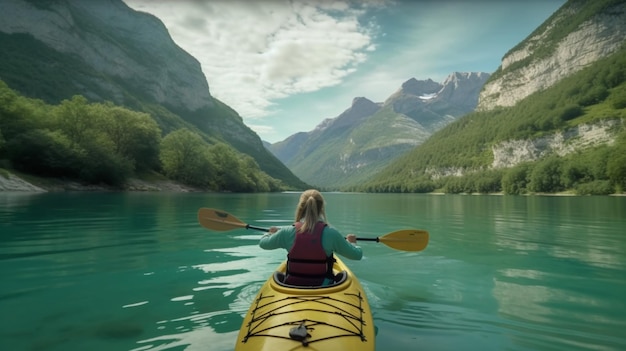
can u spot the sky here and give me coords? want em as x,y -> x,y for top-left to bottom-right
123,0 -> 566,143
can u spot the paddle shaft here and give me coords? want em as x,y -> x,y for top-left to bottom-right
239,222 -> 367,240
354,237 -> 379,242
229,222 -> 373,242
247,224 -> 270,232
239,223 -> 368,240
198,208 -> 428,251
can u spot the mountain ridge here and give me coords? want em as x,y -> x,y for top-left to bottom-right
362,0 -> 626,195
268,71 -> 490,188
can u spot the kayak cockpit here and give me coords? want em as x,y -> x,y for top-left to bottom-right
272,270 -> 348,289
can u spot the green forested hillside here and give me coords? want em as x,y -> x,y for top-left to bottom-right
0,28 -> 307,191
121,91 -> 308,190
0,81 -> 288,192
358,47 -> 626,195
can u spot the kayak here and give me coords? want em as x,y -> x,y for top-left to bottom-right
197,207 -> 428,350
198,208 -> 428,350
234,256 -> 375,351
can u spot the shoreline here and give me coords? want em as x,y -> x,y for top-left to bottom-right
0,170 -> 204,193
1,170 -> 624,196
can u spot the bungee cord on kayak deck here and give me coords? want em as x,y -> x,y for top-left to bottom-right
241,292 -> 369,346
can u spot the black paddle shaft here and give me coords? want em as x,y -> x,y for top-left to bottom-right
247,224 -> 270,232
353,237 -> 379,242
246,223 -> 377,242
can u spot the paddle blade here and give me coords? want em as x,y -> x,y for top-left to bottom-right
198,208 -> 247,231
378,229 -> 429,252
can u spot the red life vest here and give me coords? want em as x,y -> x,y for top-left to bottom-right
285,221 -> 335,286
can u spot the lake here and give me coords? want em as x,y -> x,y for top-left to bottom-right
1,192 -> 625,351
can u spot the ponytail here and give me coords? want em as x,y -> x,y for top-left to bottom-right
295,189 -> 327,232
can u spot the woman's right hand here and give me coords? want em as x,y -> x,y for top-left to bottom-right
268,226 -> 278,234
346,234 -> 357,244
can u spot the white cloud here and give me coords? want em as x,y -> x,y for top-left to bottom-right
246,123 -> 275,136
124,0 -> 378,120
123,0 -> 565,142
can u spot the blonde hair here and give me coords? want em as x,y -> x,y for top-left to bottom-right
295,189 -> 327,233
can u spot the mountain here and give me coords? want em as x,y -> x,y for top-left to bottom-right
388,72 -> 489,132
269,72 -> 489,189
362,0 -> 626,195
479,0 -> 626,111
0,0 -> 307,189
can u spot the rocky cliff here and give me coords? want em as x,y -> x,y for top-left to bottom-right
362,0 -> 626,194
475,0 -> 626,173
0,0 -> 212,111
478,0 -> 626,111
491,119 -> 621,169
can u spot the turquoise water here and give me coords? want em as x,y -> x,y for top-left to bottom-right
1,192 -> 625,351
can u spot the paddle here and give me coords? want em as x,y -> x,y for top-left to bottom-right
198,207 -> 429,252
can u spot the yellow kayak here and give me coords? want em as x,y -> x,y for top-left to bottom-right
234,257 -> 375,351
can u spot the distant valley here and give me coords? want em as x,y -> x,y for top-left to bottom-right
267,72 -> 490,189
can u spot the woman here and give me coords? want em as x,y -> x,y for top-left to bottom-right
259,189 -> 363,286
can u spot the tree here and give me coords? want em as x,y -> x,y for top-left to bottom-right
160,129 -> 215,187
528,156 -> 564,193
474,170 -> 503,193
210,143 -> 249,191
606,141 -> 626,191
95,103 -> 161,171
502,163 -> 531,195
0,81 -> 44,140
560,154 -> 593,188
579,86 -> 609,106
53,95 -> 94,147
559,104 -> 584,122
78,133 -> 134,185
5,129 -> 84,177
0,128 -> 5,155
241,155 -> 269,192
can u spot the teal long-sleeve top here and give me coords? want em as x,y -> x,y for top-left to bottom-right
259,224 -> 363,260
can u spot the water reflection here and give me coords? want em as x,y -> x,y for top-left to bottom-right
193,244 -> 282,292
132,327 -> 237,351
2,193 -> 625,351
132,233 -> 285,351
487,197 -> 626,351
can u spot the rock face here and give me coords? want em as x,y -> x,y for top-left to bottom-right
0,0 -> 212,111
367,0 -> 626,188
475,0 -> 626,173
0,173 -> 46,192
269,72 -> 489,188
491,119 -> 622,169
478,1 -> 626,111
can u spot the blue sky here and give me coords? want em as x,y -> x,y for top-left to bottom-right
124,0 -> 566,143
